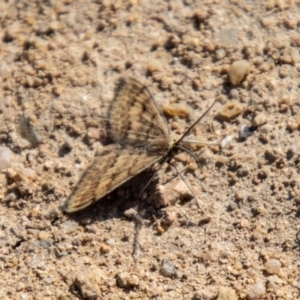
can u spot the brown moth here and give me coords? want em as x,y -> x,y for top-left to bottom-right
64,77 -> 214,213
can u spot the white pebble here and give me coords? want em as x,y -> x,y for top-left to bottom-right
240,125 -> 253,139
160,259 -> 179,278
247,281 -> 266,299
215,49 -> 226,60
62,220 -> 78,234
228,60 -> 250,85
265,259 -> 281,275
217,287 -> 238,300
221,134 -> 235,148
124,208 -> 137,219
20,168 -> 37,181
0,147 -> 11,170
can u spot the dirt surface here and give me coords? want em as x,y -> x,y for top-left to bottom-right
1,1 -> 300,299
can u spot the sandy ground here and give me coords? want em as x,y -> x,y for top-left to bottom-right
0,0 -> 300,299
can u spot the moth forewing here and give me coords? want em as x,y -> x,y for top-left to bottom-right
64,77 -> 214,213
64,148 -> 164,213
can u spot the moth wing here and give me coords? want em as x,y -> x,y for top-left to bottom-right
109,77 -> 170,146
64,147 -> 162,213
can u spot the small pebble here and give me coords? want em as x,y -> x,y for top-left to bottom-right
117,272 -> 140,288
240,125 -> 254,139
20,168 -> 37,181
147,60 -> 162,74
234,191 -> 245,201
115,257 -> 123,265
193,9 -> 209,25
218,102 -> 243,121
87,127 -> 101,140
154,180 -> 192,208
192,78 -> 201,90
38,231 -> 50,241
161,211 -> 176,226
162,104 -> 189,118
286,119 -> 299,132
217,287 -> 238,300
221,134 -> 234,148
3,192 -> 17,203
160,259 -> 179,278
75,266 -> 106,299
294,195 -> 300,204
267,275 -> 282,292
267,278 -> 277,291
16,282 -> 25,292
66,123 -> 82,135
228,60 -> 250,85
26,75 -> 35,87
290,47 -> 300,65
247,281 -> 266,300
227,201 -> 237,211
198,216 -> 211,226
188,162 -> 197,171
265,259 -> 281,275
123,208 -> 137,219
243,260 -> 251,268
62,220 -> 78,234
62,137 -> 73,150
18,115 -> 42,146
192,291 -> 215,300
229,89 -> 239,99
215,49 -> 226,60
286,145 -> 297,159
170,121 -> 179,130
252,114 -> 267,127
52,86 -> 63,96
160,78 -> 172,90
28,207 -> 40,218
104,239 -> 115,248
154,186 -> 176,208
168,180 -> 193,201
0,147 -> 11,170
6,168 -> 18,180
100,243 -> 111,254
240,219 -> 250,228
43,160 -> 54,170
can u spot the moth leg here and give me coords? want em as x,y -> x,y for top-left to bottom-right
132,214 -> 144,260
174,144 -> 200,164
139,155 -> 170,196
169,162 -> 204,212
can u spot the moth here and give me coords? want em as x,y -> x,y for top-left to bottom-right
64,77 -> 214,213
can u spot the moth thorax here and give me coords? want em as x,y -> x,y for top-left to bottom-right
147,138 -> 171,153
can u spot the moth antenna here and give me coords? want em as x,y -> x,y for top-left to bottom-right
175,100 -> 216,146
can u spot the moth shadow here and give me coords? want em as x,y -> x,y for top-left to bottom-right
65,169 -> 160,224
